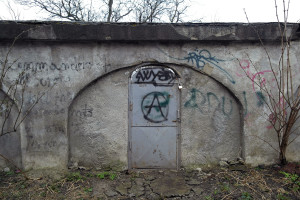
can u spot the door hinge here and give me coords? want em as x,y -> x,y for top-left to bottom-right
129,141 -> 132,151
130,103 -> 133,111
177,109 -> 181,122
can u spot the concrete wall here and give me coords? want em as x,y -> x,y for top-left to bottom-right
0,91 -> 22,168
0,21 -> 299,170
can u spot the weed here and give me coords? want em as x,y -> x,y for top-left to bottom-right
220,183 -> 230,192
280,171 -> 300,192
277,193 -> 289,200
213,189 -> 219,195
66,172 -> 83,182
223,175 -> 230,181
18,184 -> 26,189
234,183 -> 241,187
84,187 -> 93,193
239,192 -> 252,200
50,183 -> 61,193
292,185 -> 299,193
109,173 -> 117,180
205,195 -> 213,200
5,171 -> 14,176
280,171 -> 299,183
97,171 -> 117,180
86,172 -> 94,177
40,191 -> 46,197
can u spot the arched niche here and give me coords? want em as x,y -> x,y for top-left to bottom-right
67,63 -> 243,169
0,90 -> 22,169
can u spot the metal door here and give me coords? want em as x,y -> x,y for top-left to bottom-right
129,66 -> 180,169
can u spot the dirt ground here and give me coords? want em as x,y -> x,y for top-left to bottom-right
0,163 -> 299,200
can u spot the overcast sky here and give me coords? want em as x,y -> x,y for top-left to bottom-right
0,0 -> 299,23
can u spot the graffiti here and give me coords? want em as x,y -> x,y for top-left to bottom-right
70,104 -> 93,118
39,76 -> 71,87
133,67 -> 177,87
16,61 -> 94,73
184,49 -> 224,69
255,91 -> 266,107
222,96 -> 233,116
159,48 -> 235,84
45,125 -> 65,133
237,60 -> 289,129
237,60 -> 273,107
24,127 -> 63,151
141,92 -> 170,123
26,135 -> 57,151
266,96 -> 287,129
25,125 -> 64,134
184,88 -> 233,117
242,91 -> 254,126
266,112 -> 276,129
27,91 -> 73,105
184,88 -> 206,112
29,108 -> 66,116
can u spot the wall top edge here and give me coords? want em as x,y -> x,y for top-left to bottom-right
0,21 -> 299,42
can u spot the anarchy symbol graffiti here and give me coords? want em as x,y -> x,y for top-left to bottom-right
141,92 -> 170,123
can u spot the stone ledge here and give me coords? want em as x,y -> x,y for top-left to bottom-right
0,21 -> 299,42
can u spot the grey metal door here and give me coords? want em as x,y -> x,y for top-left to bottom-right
129,66 -> 180,169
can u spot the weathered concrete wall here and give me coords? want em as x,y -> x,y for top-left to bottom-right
179,66 -> 242,166
0,21 -> 299,170
69,69 -> 129,169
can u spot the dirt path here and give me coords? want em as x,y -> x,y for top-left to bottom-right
0,164 -> 299,199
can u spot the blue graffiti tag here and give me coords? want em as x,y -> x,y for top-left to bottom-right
184,49 -> 224,69
158,48 -> 235,84
184,88 -> 233,117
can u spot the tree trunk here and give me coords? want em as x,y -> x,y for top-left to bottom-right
280,139 -> 288,165
107,0 -> 113,22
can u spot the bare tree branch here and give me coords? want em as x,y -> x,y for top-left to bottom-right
243,0 -> 300,165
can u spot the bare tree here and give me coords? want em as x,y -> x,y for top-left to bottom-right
0,29 -> 46,178
133,0 -> 167,23
15,0 -> 134,22
104,0 -> 133,22
0,30 -> 43,137
15,0 -> 190,22
107,0 -> 113,22
243,0 -> 300,165
16,0 -> 100,21
6,0 -> 23,20
0,0 -> 23,20
132,0 -> 189,23
168,0 -> 189,23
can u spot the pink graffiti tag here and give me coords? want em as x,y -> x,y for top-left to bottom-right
237,60 -> 284,129
266,96 -> 287,129
237,60 -> 272,92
